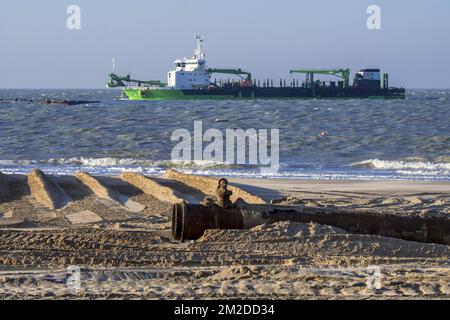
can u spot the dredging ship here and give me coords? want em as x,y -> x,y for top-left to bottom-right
107,36 -> 405,100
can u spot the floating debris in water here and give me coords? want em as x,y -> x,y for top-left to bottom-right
319,130 -> 329,137
0,98 -> 100,106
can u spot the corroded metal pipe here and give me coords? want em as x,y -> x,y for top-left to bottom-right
172,202 -> 243,241
172,202 -> 450,245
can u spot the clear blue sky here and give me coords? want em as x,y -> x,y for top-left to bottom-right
1,0 -> 449,88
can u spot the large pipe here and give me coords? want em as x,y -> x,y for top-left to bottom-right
172,202 -> 243,241
172,202 -> 450,245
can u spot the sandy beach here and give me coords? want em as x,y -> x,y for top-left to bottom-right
0,170 -> 449,299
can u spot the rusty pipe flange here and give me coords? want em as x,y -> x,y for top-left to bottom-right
178,203 -> 244,242
180,204 -> 211,242
171,201 -> 185,241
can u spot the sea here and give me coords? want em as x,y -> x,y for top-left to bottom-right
0,89 -> 449,181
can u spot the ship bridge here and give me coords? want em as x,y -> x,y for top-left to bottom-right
168,35 -> 210,89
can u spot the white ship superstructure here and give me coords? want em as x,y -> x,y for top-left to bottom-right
167,35 -> 211,89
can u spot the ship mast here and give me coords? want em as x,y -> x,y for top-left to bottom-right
194,35 -> 205,60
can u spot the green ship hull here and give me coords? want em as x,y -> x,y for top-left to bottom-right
123,89 -> 234,101
123,88 -> 405,101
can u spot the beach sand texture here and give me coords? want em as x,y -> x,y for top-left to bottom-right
0,171 -> 449,299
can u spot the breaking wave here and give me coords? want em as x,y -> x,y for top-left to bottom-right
0,157 -> 231,168
0,157 -> 252,176
0,157 -> 449,180
351,159 -> 450,176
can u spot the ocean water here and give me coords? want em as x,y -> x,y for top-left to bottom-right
0,89 -> 449,181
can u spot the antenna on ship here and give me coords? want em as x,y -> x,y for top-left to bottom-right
194,35 -> 204,59
112,58 -> 116,74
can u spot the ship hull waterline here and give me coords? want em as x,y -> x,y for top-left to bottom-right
123,88 -> 405,101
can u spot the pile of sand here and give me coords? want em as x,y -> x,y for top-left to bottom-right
193,221 -> 450,262
197,221 -> 347,242
271,194 -> 450,219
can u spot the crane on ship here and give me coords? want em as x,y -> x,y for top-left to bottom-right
107,59 -> 167,88
207,68 -> 253,87
107,73 -> 167,88
289,68 -> 351,89
207,68 -> 252,81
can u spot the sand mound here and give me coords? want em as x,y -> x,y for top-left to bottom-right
194,221 -> 450,261
197,221 -> 346,243
272,193 -> 450,219
250,221 -> 347,237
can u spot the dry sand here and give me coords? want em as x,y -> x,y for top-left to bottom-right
0,174 -> 449,299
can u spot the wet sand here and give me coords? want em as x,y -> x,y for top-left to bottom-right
0,173 -> 449,299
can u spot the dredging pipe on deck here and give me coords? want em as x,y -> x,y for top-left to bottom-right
172,202 -> 450,245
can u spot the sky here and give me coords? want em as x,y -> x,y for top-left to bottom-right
0,0 -> 449,89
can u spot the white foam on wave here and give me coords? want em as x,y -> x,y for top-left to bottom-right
175,167 -> 450,181
1,157 -> 449,181
0,157 -> 240,177
0,157 -> 229,168
350,158 -> 450,177
48,157 -> 143,166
